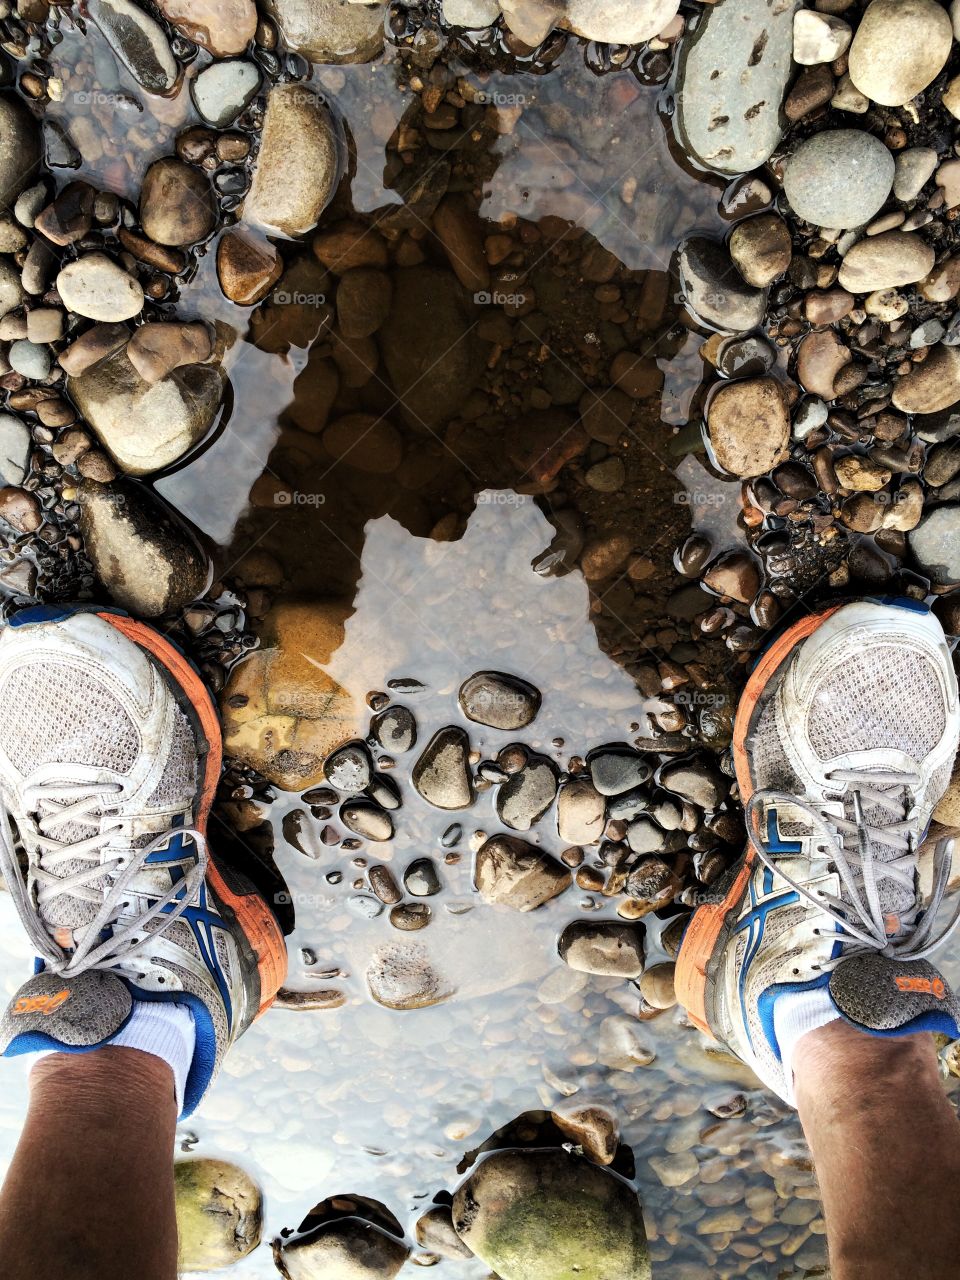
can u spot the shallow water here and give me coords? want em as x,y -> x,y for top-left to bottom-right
2,9 -> 960,1280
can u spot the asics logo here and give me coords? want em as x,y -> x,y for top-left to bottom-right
12,990 -> 71,1016
895,975 -> 946,999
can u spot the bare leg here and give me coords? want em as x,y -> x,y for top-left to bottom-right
794,1021 -> 960,1280
0,1049 -> 178,1280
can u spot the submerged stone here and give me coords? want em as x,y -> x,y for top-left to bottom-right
413,726 -> 474,809
451,1148 -> 651,1280
87,0 -> 178,94
366,940 -> 454,1010
274,1215 -> 408,1279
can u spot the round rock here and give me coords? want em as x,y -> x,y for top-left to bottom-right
56,253 -> 143,322
848,0 -> 952,107
706,377 -> 790,478
838,231 -> 935,293
783,130 -> 894,230
459,670 -> 541,730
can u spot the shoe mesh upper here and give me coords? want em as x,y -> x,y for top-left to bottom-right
806,645 -> 945,762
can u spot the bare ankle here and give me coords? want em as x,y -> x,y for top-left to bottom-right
29,1048 -> 176,1122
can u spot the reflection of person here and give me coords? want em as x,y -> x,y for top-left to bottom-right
677,599 -> 960,1278
0,599 -> 957,1280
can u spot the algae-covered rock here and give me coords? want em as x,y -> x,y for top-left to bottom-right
452,1147 -> 651,1280
174,1158 -> 262,1271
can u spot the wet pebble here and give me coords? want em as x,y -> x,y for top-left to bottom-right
370,704 -> 417,753
459,670 -> 541,730
390,902 -> 432,931
783,130 -> 894,229
558,920 -> 645,978
325,742 -> 373,793
413,727 -> 474,810
340,801 -> 393,842
474,834 -> 571,911
496,755 -> 558,831
404,858 -> 441,897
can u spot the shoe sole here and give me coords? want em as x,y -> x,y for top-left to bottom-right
96,611 -> 288,1020
675,605 -> 843,1034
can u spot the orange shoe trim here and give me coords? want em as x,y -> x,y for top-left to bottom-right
676,605 -> 844,1034
97,612 -> 287,1015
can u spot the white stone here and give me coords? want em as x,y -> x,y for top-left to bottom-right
442,0 -> 499,25
831,73 -> 869,113
564,0 -> 681,44
56,253 -> 144,322
793,9 -> 851,65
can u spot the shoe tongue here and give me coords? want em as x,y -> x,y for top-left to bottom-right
829,953 -> 960,1038
0,970 -> 132,1053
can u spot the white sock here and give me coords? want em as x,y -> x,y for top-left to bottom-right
111,1002 -> 196,1113
34,1001 -> 196,1114
773,987 -> 839,1103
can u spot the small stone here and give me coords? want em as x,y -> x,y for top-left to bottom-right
865,288 -> 909,321
660,758 -> 727,808
783,130 -> 894,230
838,231 -> 935,293
404,858 -> 441,897
459,670 -> 541,730
415,1206 -> 474,1262
585,457 -> 626,492
893,344 -> 960,415
910,506 -> 960,586
728,214 -> 792,288
366,940 -> 452,1011
191,59 -> 261,128
0,97 -> 41,212
559,920 -> 645,978
260,0 -> 386,64
141,158 -> 217,248
8,339 -> 51,380
243,84 -> 341,238
78,477 -> 210,618
679,236 -> 767,331
551,1103 -> 620,1167
442,0 -> 499,25
796,329 -> 851,399
848,0 -> 952,107
702,551 -> 761,604
638,961 -> 677,1009
831,73 -> 870,114
341,801 -> 393,842
0,414 -> 30,485
834,454 -> 892,492
496,756 -> 558,831
707,378 -> 790,478
894,148 -> 939,202
26,308 -> 64,344
793,10 -> 851,64
920,258 -> 960,304
0,487 -> 41,533
649,1152 -> 699,1189
325,742 -> 372,792
276,1215 -> 409,1278
126,322 -> 213,384
412,727 -> 474,809
174,1159 -> 261,1271
580,533 -> 632,581
87,0 -> 178,93
56,253 -> 143,322
589,748 -> 652,796
474,834 -> 571,911
216,228 -> 283,306
598,1016 -> 656,1070
390,902 -> 431,931
335,268 -> 392,339
625,857 -> 681,913
556,778 -> 605,846
370,705 -> 417,754
157,0 -> 257,56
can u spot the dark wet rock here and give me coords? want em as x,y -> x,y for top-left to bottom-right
496,755 -> 558,831
415,1205 -> 474,1261
336,268 -> 392,339
261,0 -> 387,64
174,1159 -> 261,1271
325,742 -> 373,792
676,0 -> 797,175
86,0 -> 178,94
380,268 -> 486,431
556,778 -> 605,846
660,758 -> 728,808
559,920 -> 645,978
728,214 -> 792,288
56,253 -> 143,322
679,237 -> 767,332
78,478 -> 210,618
589,748 -> 652,797
459,671 -> 541,730
707,378 -> 790,478
341,801 -> 393,842
366,941 -> 453,1011
68,346 -> 222,476
532,508 -> 585,578
474,835 -> 571,911
910,506 -> 960,585
141,158 -> 217,247
716,334 -> 775,379
243,85 -> 341,239
783,131 -> 894,229
323,414 -> 403,474
413,726 -> 474,809
274,1213 -> 408,1278
368,864 -> 402,904
404,858 -> 441,898
452,1149 -> 650,1280
702,551 -> 761,605
0,97 -> 41,212
441,824 -> 462,847
367,774 -> 401,810
370,705 -> 417,754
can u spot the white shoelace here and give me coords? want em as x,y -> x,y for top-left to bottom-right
745,768 -> 960,970
0,777 -> 208,978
